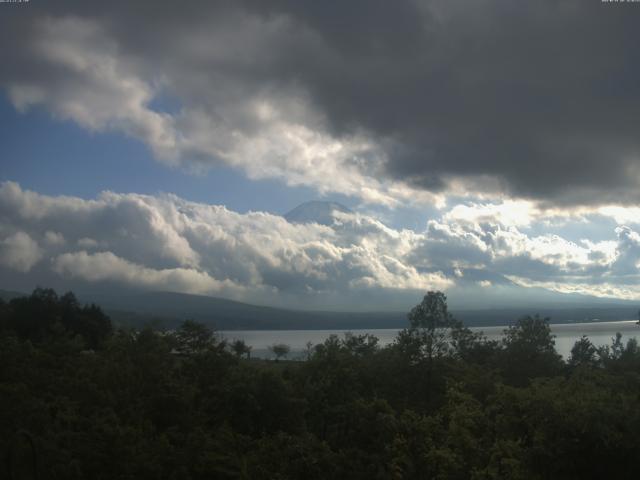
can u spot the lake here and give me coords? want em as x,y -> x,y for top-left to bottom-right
220,320 -> 640,360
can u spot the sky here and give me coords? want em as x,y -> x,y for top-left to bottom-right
2,0 -> 640,311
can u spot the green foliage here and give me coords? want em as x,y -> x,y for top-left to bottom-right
231,339 -> 252,359
500,315 -> 563,385
568,335 -> 599,368
0,287 -> 112,348
407,291 -> 458,360
2,289 -> 640,479
174,319 -> 220,354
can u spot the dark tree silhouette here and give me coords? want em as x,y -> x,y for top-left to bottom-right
569,335 -> 599,368
174,319 -> 218,354
231,339 -> 252,359
269,343 -> 290,361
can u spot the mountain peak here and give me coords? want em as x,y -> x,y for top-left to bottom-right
284,201 -> 352,226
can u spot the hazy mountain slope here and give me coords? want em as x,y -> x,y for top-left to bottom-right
80,290 -> 640,330
78,291 -> 407,330
2,288 -> 638,330
0,289 -> 25,302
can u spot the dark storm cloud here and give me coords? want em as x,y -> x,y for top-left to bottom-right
263,0 -> 640,204
2,0 -> 640,204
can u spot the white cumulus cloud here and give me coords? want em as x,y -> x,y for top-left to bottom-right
4,181 -> 640,306
0,232 -> 43,273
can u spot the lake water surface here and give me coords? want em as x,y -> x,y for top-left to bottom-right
221,320 -> 640,360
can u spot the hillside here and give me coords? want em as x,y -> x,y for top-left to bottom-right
2,289 -> 638,330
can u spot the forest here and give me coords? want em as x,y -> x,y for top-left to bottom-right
2,288 -> 640,479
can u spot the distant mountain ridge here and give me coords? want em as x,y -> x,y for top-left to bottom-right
78,290 -> 407,330
1,289 -> 638,331
0,289 -> 24,302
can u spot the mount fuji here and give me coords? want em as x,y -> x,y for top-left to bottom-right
284,201 -> 352,226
